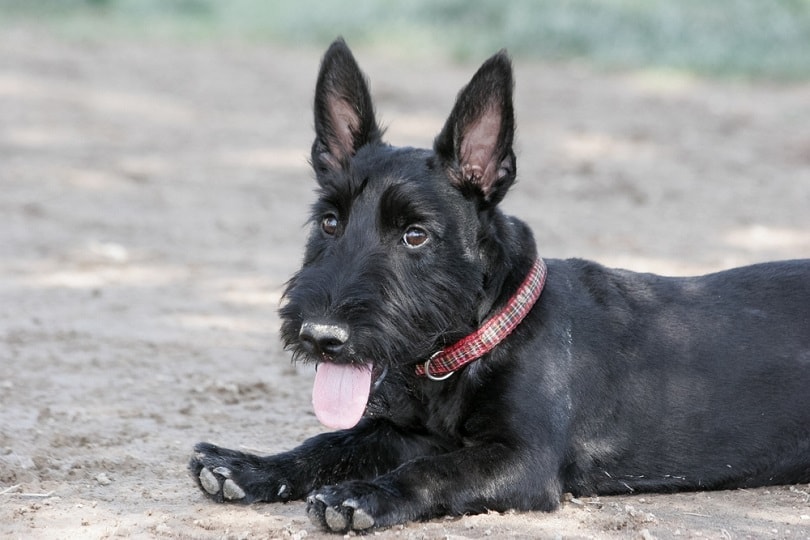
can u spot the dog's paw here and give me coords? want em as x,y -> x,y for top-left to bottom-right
307,493 -> 375,533
196,462 -> 247,501
306,481 -> 405,533
189,442 -> 294,504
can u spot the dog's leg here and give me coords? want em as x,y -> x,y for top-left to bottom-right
189,419 -> 442,505
306,442 -> 561,532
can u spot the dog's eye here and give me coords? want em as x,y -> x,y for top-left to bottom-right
402,226 -> 429,248
321,214 -> 339,236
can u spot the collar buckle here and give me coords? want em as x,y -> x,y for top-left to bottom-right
423,351 -> 455,381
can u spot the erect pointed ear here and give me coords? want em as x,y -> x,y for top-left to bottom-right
311,38 -> 383,173
433,51 -> 516,205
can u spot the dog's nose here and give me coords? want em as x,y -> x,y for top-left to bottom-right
299,321 -> 349,357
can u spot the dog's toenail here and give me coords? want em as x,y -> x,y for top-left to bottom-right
212,466 -> 231,478
199,468 -> 219,495
222,479 -> 246,500
306,502 -> 321,526
324,506 -> 347,531
351,507 -> 374,530
278,484 -> 289,497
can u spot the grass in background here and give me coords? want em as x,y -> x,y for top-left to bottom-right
2,0 -> 810,80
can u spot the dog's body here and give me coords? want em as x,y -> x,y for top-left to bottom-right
191,39 -> 810,533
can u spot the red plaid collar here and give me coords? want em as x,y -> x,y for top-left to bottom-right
415,258 -> 548,380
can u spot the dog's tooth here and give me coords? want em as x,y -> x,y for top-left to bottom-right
212,466 -> 231,478
351,508 -> 375,530
198,468 -> 220,495
222,479 -> 246,500
324,506 -> 348,531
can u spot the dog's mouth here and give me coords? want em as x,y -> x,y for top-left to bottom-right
311,359 -> 387,430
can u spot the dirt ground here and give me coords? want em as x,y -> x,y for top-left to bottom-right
1,27 -> 810,539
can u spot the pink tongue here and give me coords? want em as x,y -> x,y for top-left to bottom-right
312,362 -> 372,429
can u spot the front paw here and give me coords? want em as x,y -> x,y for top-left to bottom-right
307,481 -> 405,533
189,442 -> 294,504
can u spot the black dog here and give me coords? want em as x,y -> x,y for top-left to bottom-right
190,39 -> 810,533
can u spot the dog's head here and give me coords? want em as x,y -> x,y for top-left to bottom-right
280,38 -> 533,429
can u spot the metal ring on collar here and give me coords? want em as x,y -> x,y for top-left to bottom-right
423,351 -> 455,381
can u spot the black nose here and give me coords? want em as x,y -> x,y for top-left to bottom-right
298,321 -> 349,357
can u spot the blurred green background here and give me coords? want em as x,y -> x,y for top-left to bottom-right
2,0 -> 810,80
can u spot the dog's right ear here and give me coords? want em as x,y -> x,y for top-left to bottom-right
312,38 -> 382,173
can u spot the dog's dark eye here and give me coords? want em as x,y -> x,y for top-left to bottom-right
403,226 -> 429,248
322,214 -> 339,236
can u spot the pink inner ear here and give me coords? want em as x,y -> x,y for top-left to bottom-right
327,97 -> 359,160
459,104 -> 502,190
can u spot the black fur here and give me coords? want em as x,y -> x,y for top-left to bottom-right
190,38 -> 810,533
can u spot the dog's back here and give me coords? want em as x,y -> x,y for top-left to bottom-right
538,258 -> 810,495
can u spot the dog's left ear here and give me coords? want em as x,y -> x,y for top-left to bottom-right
312,38 -> 383,173
434,52 -> 516,205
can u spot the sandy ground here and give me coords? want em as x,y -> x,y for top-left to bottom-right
1,27 -> 810,539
